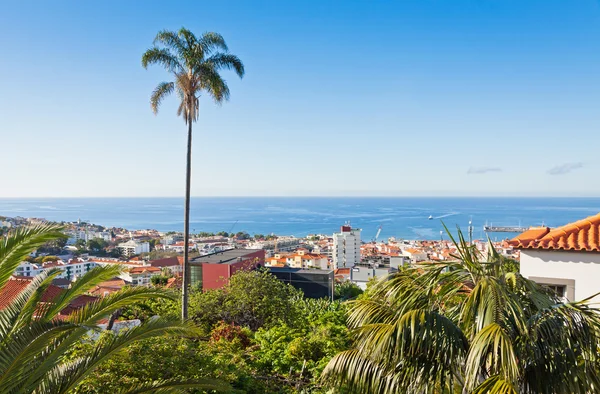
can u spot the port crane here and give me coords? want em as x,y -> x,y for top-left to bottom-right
373,225 -> 382,242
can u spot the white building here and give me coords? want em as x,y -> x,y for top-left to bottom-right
66,229 -> 111,245
247,237 -> 301,253
402,248 -> 428,263
15,258 -> 97,281
14,262 -> 44,277
117,240 -> 150,257
332,224 -> 361,269
164,242 -> 197,253
510,213 -> 600,302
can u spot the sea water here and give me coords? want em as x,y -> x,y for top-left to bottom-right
1,197 -> 599,241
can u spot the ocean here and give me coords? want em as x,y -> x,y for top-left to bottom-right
1,197 -> 599,241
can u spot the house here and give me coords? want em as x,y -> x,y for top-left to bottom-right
90,278 -> 129,297
119,266 -> 162,287
165,241 -> 196,253
148,256 -> 182,276
402,248 -> 427,263
265,249 -> 329,270
350,265 -> 394,289
509,212 -> 600,301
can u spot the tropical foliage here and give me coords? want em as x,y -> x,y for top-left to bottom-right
0,225 -> 223,393
73,270 -> 349,393
189,269 -> 302,333
323,228 -> 600,393
142,27 -> 244,319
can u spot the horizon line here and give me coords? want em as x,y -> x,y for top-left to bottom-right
1,195 -> 600,199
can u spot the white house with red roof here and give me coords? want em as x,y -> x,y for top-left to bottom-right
509,213 -> 600,301
119,266 -> 162,286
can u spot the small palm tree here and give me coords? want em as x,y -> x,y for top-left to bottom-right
142,28 -> 244,320
323,227 -> 600,393
0,224 -> 227,393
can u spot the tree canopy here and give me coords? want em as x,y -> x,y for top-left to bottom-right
189,269 -> 303,333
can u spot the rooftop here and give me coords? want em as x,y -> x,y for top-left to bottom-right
509,212 -> 600,252
268,267 -> 334,275
190,249 -> 262,265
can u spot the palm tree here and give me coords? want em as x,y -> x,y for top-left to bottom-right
322,227 -> 600,393
0,224 -> 227,393
142,28 -> 244,320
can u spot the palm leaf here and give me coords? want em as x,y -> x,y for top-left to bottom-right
0,224 -> 65,289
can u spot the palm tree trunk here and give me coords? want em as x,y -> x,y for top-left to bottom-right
181,119 -> 192,320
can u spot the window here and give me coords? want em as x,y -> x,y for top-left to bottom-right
544,284 -> 566,299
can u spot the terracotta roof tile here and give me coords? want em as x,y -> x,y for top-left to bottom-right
165,277 -> 182,289
0,277 -> 95,315
509,213 -> 600,252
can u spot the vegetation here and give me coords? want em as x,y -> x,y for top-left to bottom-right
323,228 -> 600,393
0,225 -> 221,393
75,277 -> 349,393
189,269 -> 303,333
142,27 -> 244,320
86,238 -> 108,253
150,274 -> 171,286
334,280 -> 364,300
7,224 -> 600,394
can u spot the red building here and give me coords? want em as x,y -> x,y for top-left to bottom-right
189,249 -> 265,290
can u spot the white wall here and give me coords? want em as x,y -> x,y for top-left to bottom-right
520,249 -> 600,301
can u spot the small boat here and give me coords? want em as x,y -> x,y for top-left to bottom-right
428,215 -> 433,220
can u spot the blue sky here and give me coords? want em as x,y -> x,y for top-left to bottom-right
1,0 -> 600,197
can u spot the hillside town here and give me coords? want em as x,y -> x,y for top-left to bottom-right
2,214 -> 522,299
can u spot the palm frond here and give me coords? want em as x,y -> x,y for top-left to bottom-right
35,318 -> 198,394
322,349 -> 397,394
197,63 -> 230,104
0,269 -> 61,337
199,31 -> 228,54
39,265 -> 122,322
465,323 -> 519,390
473,375 -> 518,394
141,47 -> 182,73
150,81 -> 175,114
0,224 -> 65,289
67,286 -> 179,326
153,30 -> 186,58
206,53 -> 245,78
115,378 -> 231,394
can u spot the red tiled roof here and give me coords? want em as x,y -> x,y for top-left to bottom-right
148,256 -> 180,268
509,213 -> 600,252
90,286 -> 121,296
129,266 -> 161,274
0,277 -> 93,315
0,279 -> 30,309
